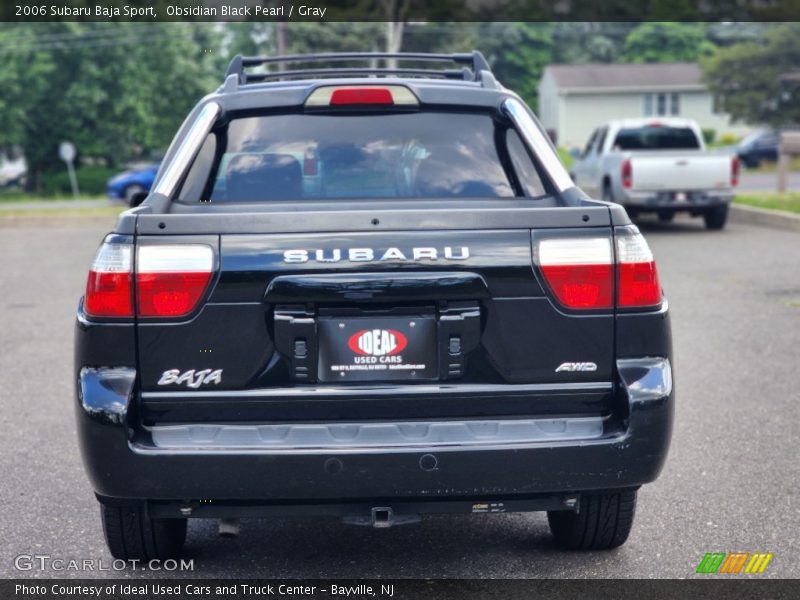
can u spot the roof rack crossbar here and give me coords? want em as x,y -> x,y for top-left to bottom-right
225,51 -> 493,86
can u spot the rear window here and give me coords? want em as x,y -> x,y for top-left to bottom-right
178,112 -> 547,202
612,126 -> 701,151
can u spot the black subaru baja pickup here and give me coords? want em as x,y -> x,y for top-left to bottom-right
75,52 -> 673,559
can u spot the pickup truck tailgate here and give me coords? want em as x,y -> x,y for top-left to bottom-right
630,152 -> 733,191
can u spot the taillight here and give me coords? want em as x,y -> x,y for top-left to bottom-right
538,238 -> 614,309
621,158 -> 633,189
85,242 -> 133,318
136,245 -> 214,317
536,228 -> 662,311
731,156 -> 740,187
617,231 -> 662,308
84,242 -> 217,319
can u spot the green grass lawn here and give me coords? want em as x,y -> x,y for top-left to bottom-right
735,192 -> 800,215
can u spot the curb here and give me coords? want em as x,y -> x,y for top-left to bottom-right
730,203 -> 800,233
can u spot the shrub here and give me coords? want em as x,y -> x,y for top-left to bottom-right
557,147 -> 575,170
701,128 -> 716,145
717,132 -> 740,146
40,165 -> 118,196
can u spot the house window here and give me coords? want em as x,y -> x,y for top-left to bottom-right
643,94 -> 653,116
670,93 -> 680,115
712,94 -> 724,115
657,93 -> 667,116
644,93 -> 681,117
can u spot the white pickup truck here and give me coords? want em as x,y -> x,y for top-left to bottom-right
570,118 -> 739,229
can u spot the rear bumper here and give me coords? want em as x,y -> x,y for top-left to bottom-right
620,190 -> 732,211
76,358 -> 673,504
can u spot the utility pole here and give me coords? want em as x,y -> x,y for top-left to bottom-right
380,0 -> 409,69
385,22 -> 404,69
776,72 -> 800,193
276,21 -> 287,55
276,21 -> 287,72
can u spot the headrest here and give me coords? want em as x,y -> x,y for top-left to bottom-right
225,153 -> 302,201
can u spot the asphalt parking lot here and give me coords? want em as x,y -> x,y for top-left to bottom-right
0,213 -> 798,579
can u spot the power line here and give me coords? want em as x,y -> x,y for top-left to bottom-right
0,28 -> 202,54
0,24 -> 202,53
0,23 -> 186,44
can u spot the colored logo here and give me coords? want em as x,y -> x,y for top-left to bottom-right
696,552 -> 773,574
348,329 -> 407,357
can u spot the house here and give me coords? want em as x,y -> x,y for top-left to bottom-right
537,62 -> 751,149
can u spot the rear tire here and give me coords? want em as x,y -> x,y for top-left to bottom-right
100,503 -> 187,560
601,182 -> 613,203
547,489 -> 637,550
743,157 -> 760,169
703,204 -> 729,230
123,184 -> 146,208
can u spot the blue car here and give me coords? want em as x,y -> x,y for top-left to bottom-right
736,130 -> 779,168
106,163 -> 159,206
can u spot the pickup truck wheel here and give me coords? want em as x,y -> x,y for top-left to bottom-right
547,489 -> 637,550
703,205 -> 729,230
601,182 -> 613,202
101,504 -> 187,560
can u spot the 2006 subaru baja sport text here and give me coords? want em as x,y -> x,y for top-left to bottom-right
75,52 -> 673,559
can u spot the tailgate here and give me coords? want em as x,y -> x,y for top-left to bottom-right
630,153 -> 733,192
133,205 -> 617,422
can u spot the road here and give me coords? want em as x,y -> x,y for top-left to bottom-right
0,214 -> 798,579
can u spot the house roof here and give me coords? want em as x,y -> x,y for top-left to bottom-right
544,62 -> 705,92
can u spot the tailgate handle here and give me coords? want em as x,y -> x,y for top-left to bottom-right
264,272 -> 490,303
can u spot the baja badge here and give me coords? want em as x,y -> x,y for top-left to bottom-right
158,368 -> 223,388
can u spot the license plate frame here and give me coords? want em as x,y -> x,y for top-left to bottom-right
318,316 -> 438,383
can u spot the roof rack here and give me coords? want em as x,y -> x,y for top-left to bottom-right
224,51 -> 495,86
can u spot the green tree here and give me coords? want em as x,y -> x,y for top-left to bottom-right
226,22 -> 274,57
282,22 -> 386,56
702,23 -> 800,127
0,23 -> 219,191
400,23 -> 476,55
476,23 -> 553,106
552,22 -> 637,64
622,22 -> 714,63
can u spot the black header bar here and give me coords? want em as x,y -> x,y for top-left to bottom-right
4,0 -> 800,22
